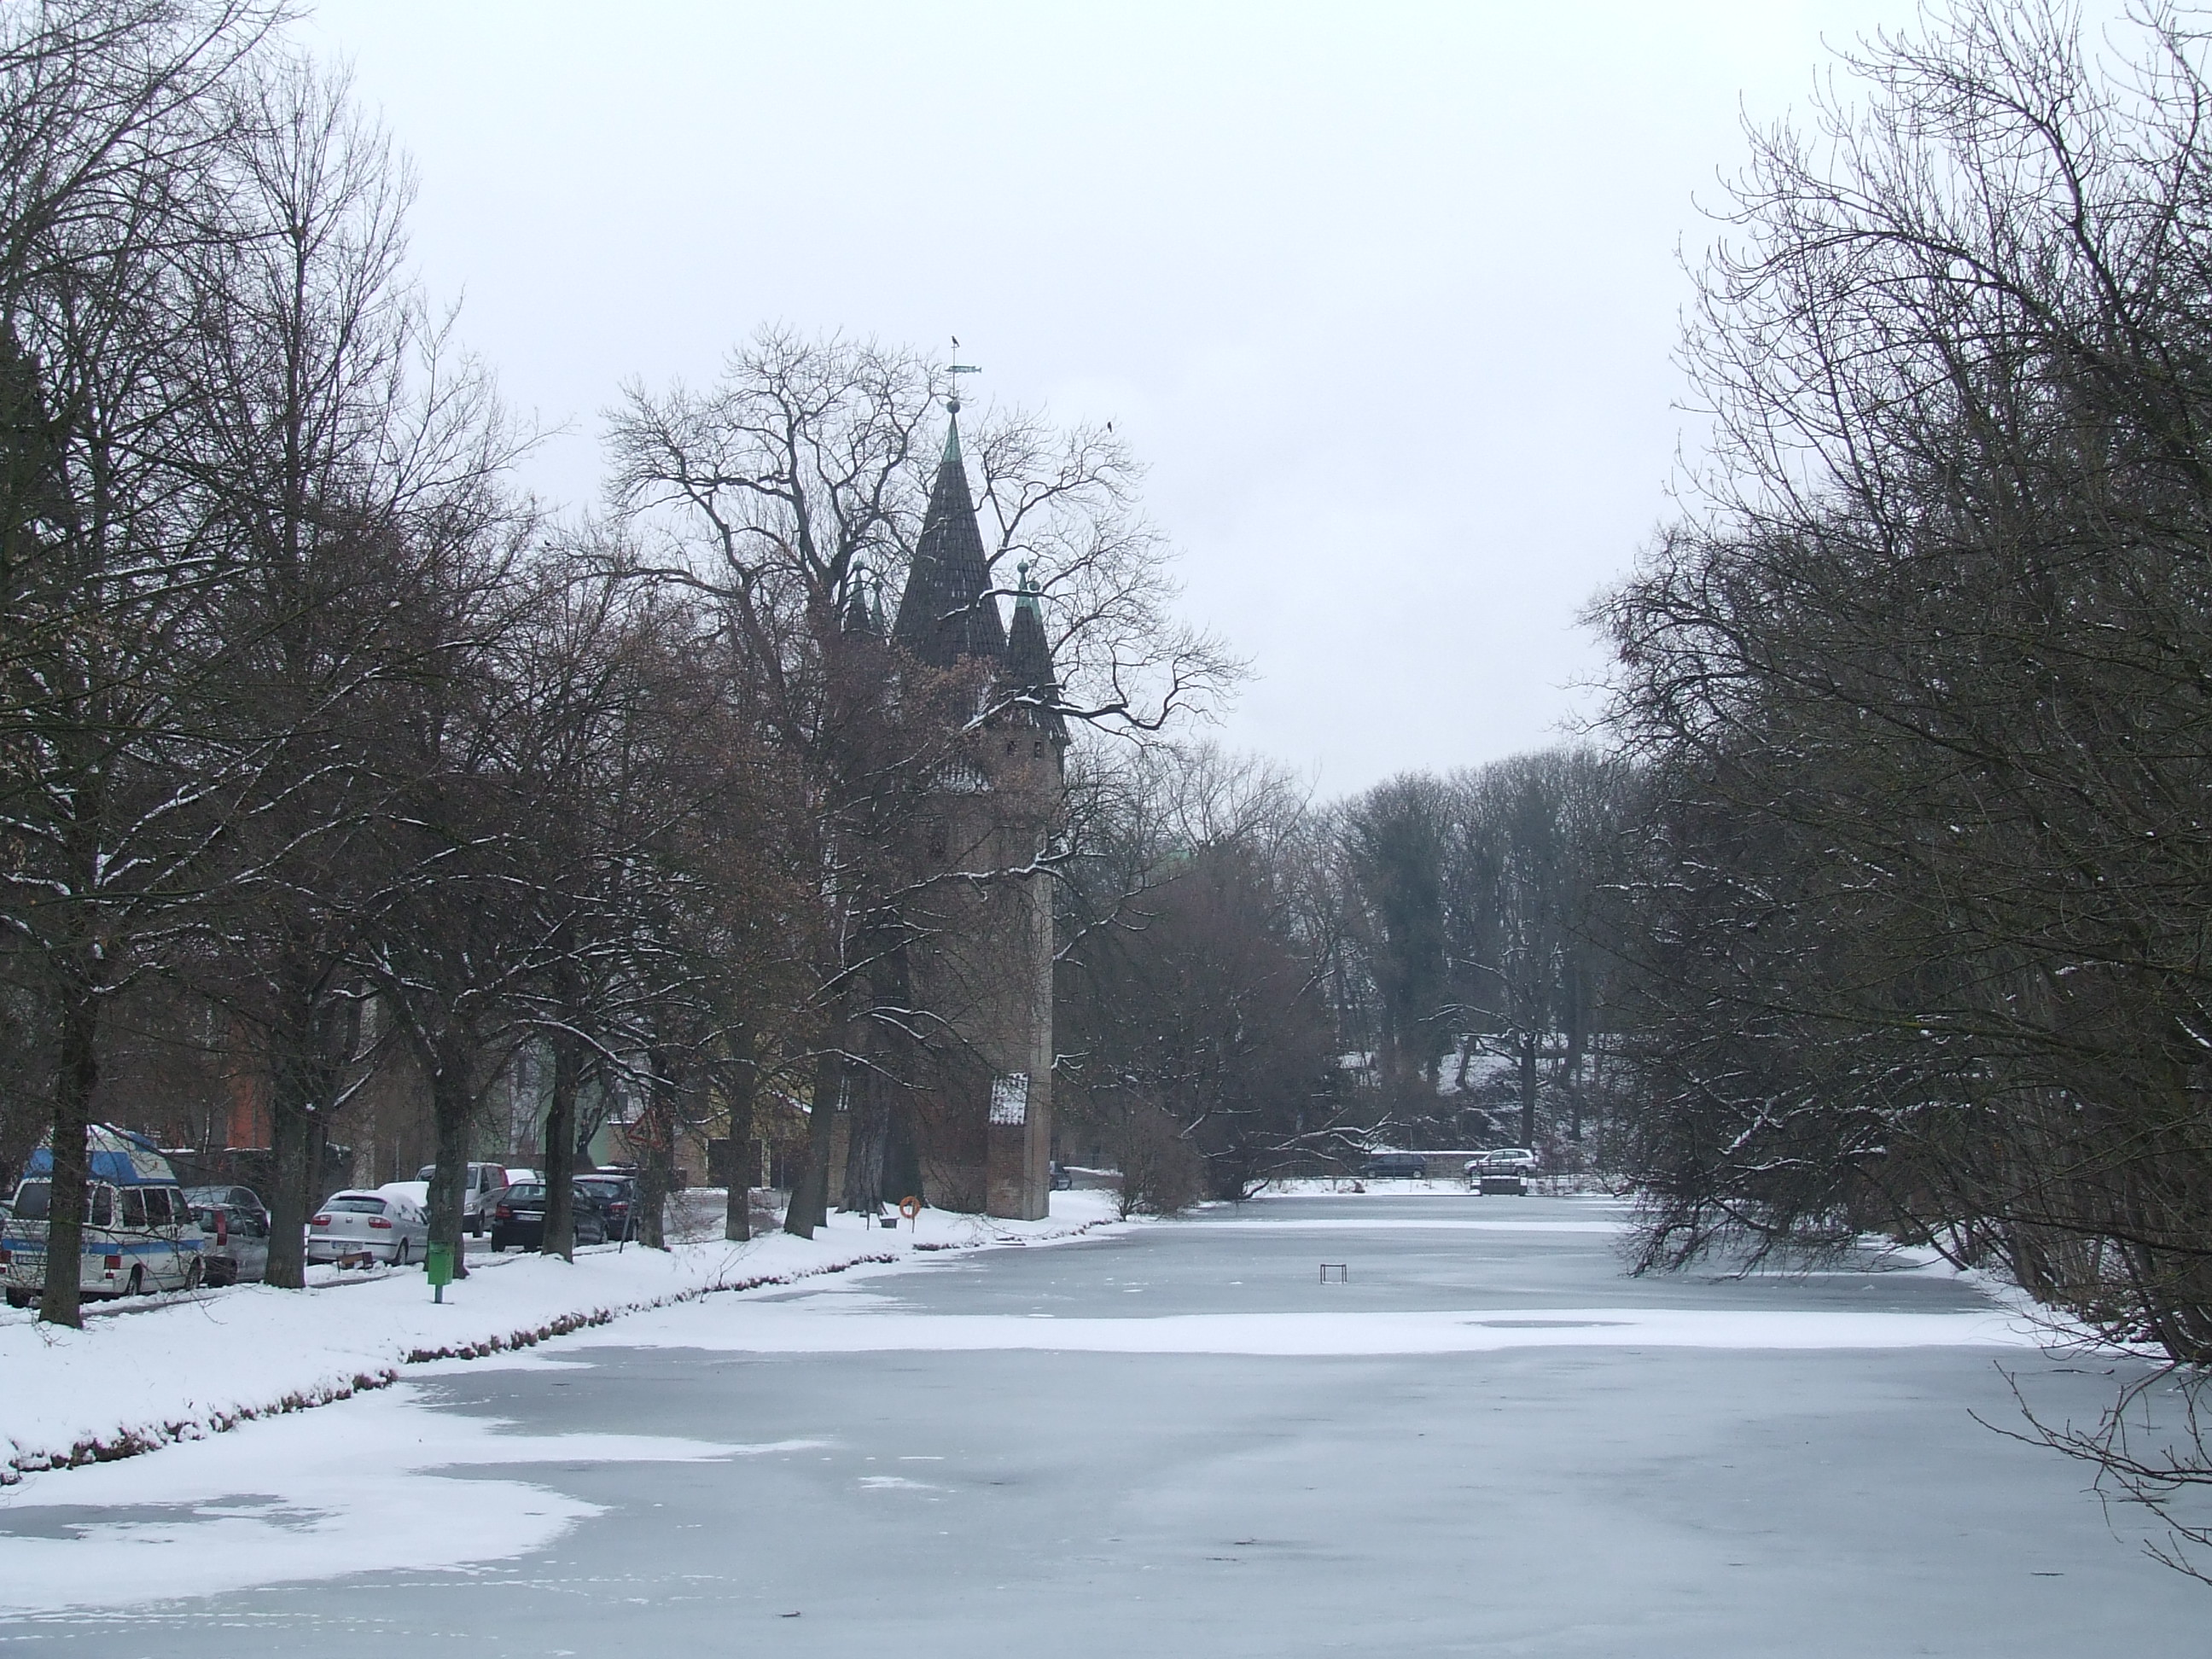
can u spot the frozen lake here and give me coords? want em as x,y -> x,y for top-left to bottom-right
0,1191 -> 2201,1653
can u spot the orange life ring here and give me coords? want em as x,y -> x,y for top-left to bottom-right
898,1195 -> 923,1220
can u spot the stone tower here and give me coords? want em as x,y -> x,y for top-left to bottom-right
888,394 -> 1067,1220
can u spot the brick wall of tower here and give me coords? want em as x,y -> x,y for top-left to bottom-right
908,721 -> 1062,1220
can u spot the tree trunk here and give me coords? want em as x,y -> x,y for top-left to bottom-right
783,1049 -> 841,1238
723,1040 -> 755,1243
635,1053 -> 676,1250
38,986 -> 99,1327
1518,1030 -> 1539,1150
881,1088 -> 923,1210
840,1069 -> 888,1212
264,1103 -> 312,1288
427,1039 -> 473,1278
541,1033 -> 579,1260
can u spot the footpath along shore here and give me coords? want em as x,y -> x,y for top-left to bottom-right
0,1190 -> 1123,1483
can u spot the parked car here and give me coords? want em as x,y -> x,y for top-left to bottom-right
184,1185 -> 270,1235
1466,1148 -> 1539,1177
1465,1147 -> 1537,1196
2,1125 -> 204,1305
413,1161 -> 509,1237
488,1182 -> 608,1252
1359,1152 -> 1428,1179
308,1190 -> 429,1266
573,1174 -> 637,1241
185,1181 -> 268,1213
189,1199 -> 271,1286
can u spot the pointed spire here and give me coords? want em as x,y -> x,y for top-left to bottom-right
1003,559 -> 1068,744
891,393 -> 1004,667
841,561 -> 882,638
940,383 -> 963,466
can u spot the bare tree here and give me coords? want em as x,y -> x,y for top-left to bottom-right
179,54 -> 523,1286
605,329 -> 1235,1237
1592,0 -> 2212,1573
0,1 -> 283,1324
1058,743 -> 1353,1197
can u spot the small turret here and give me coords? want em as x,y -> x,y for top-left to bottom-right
835,559 -> 880,637
1001,561 -> 1068,745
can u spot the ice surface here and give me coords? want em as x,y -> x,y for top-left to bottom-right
0,1388 -> 757,1614
0,1191 -> 2201,1656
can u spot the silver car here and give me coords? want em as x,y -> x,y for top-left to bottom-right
307,1190 -> 429,1266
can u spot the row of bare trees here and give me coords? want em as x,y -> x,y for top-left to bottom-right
0,3 -> 1241,1318
1045,742 -> 1634,1202
1054,745 -> 1351,1203
0,2 -> 561,1319
1590,0 -> 2212,1575
1327,751 -> 1631,1158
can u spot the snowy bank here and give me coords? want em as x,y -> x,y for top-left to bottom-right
0,1190 -> 1121,1484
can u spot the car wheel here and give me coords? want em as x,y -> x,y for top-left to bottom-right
128,1266 -> 147,1296
184,1258 -> 203,1291
4,1288 -> 29,1308
393,1239 -> 410,1267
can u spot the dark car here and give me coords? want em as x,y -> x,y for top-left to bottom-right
1359,1152 -> 1428,1179
573,1174 -> 637,1242
488,1182 -> 608,1252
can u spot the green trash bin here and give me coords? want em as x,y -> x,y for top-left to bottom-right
427,1243 -> 455,1301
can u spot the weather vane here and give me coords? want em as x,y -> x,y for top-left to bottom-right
946,335 -> 981,414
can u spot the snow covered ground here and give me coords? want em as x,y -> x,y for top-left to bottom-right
0,1190 -> 1121,1485
1,1189 -> 2201,1654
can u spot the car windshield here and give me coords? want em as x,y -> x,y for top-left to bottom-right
504,1184 -> 545,1202
324,1196 -> 386,1214
577,1180 -> 624,1197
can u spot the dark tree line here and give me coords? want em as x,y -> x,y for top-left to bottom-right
1337,750 -> 1629,1155
1049,742 -> 1632,1202
1591,0 -> 2212,1577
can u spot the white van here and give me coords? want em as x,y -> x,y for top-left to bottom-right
1,1126 -> 205,1306
415,1161 -> 509,1237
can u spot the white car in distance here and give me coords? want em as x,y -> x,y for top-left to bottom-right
307,1190 -> 429,1267
1465,1148 -> 1540,1194
1466,1147 -> 1539,1174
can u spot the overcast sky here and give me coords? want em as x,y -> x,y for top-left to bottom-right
298,0 -> 1926,796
